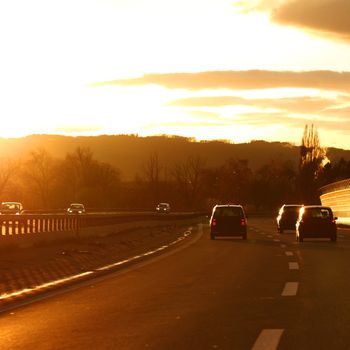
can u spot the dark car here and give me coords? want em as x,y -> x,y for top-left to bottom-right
210,204 -> 247,240
296,205 -> 337,242
0,202 -> 23,215
156,203 -> 170,213
67,203 -> 85,214
276,204 -> 303,233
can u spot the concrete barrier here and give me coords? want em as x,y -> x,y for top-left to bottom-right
320,179 -> 350,226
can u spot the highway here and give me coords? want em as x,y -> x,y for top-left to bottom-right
1,217 -> 350,349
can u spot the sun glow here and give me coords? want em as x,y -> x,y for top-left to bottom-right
0,0 -> 349,148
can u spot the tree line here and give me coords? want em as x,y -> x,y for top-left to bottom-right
0,126 -> 349,213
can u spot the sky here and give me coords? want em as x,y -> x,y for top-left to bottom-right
1,0 -> 350,149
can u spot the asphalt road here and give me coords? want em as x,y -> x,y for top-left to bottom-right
1,217 -> 350,349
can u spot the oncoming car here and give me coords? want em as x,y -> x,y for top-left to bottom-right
296,205 -> 337,242
210,204 -> 247,240
67,203 -> 86,214
156,203 -> 170,213
0,202 -> 23,215
276,204 -> 303,233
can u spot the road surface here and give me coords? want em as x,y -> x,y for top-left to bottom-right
1,217 -> 350,349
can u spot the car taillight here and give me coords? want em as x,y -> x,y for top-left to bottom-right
211,218 -> 217,226
240,218 -> 246,226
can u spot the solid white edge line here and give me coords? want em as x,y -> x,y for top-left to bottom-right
0,224 -> 204,314
252,329 -> 284,350
281,282 -> 299,296
0,224 -> 202,303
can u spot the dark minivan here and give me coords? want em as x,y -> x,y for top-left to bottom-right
296,205 -> 337,242
210,204 -> 247,240
276,204 -> 303,233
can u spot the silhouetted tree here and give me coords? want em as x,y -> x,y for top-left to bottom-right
318,157 -> 350,186
252,160 -> 297,210
21,149 -> 57,209
142,152 -> 163,205
0,159 -> 21,201
298,124 -> 327,204
217,158 -> 252,205
58,147 -> 121,207
172,155 -> 206,210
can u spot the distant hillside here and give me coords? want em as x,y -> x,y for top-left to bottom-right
0,135 -> 349,180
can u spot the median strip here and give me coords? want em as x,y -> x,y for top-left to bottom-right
0,227 -> 195,303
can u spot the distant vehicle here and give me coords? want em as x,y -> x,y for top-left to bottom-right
0,202 -> 23,215
276,204 -> 303,233
67,203 -> 86,214
296,205 -> 337,242
156,203 -> 171,213
210,204 -> 247,240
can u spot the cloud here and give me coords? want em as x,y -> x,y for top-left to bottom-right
171,96 -> 350,135
237,0 -> 350,41
168,95 -> 336,114
320,106 -> 350,119
230,110 -> 350,132
91,70 -> 350,92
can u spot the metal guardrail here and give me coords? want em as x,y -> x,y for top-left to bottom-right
0,214 -> 79,237
0,212 -> 203,238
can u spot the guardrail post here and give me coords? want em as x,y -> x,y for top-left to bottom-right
75,214 -> 80,239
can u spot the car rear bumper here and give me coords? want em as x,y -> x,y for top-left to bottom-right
211,229 -> 247,236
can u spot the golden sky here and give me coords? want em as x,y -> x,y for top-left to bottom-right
1,0 -> 350,149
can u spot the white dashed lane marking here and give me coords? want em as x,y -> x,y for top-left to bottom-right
252,329 -> 284,350
282,282 -> 299,296
289,262 -> 299,270
285,251 -> 294,256
280,244 -> 286,248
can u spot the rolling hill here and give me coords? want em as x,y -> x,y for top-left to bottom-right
0,134 -> 349,180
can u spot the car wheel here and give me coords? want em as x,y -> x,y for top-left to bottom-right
279,227 -> 284,234
331,234 -> 337,242
210,234 -> 215,240
299,235 -> 303,242
242,233 -> 247,240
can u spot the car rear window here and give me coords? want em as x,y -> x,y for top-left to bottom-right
284,206 -> 301,213
214,207 -> 243,217
305,208 -> 332,218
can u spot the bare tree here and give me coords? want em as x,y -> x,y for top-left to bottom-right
143,152 -> 162,204
172,155 -> 206,209
59,147 -> 121,207
0,159 -> 20,198
300,124 -> 326,166
217,158 -> 252,205
22,149 -> 57,209
299,124 -> 327,203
